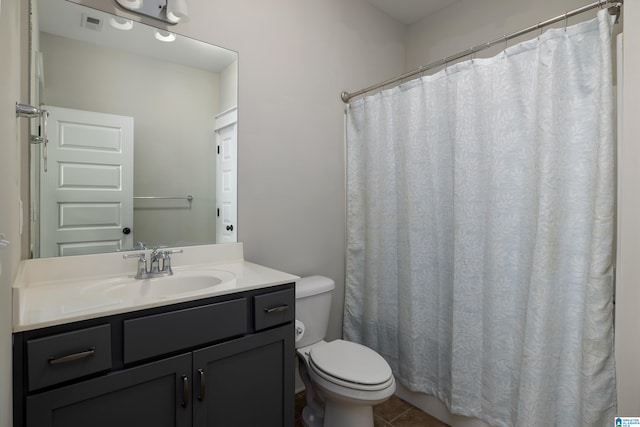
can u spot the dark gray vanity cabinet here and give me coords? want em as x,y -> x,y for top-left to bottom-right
13,284 -> 295,427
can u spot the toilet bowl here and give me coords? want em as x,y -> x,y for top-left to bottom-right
295,276 -> 395,427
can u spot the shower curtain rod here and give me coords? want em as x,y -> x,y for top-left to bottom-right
340,0 -> 623,103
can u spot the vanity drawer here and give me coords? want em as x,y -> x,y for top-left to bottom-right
254,288 -> 295,331
27,324 -> 112,391
123,298 -> 248,364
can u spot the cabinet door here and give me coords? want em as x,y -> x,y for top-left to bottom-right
193,324 -> 294,427
26,353 -> 192,427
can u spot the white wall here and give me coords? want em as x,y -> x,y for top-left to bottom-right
220,59 -> 238,112
406,0 -> 591,71
0,1 -> 26,426
139,0 -> 406,340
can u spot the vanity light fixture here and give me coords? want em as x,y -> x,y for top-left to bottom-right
114,0 -> 190,25
109,17 -> 134,31
115,0 -> 143,11
154,30 -> 176,42
166,0 -> 189,23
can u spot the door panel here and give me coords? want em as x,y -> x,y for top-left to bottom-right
40,106 -> 134,257
193,325 -> 294,427
26,353 -> 192,427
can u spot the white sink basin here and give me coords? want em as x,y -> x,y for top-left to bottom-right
100,269 -> 236,300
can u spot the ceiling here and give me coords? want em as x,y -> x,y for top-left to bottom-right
365,0 -> 458,25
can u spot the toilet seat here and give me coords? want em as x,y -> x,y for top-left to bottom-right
308,340 -> 394,391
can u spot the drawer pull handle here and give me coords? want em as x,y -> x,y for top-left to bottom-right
198,368 -> 206,401
181,375 -> 190,408
48,347 -> 96,365
264,304 -> 288,314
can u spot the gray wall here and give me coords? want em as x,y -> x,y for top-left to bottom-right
405,0 -> 592,71
168,0 -> 407,340
220,59 -> 238,112
615,0 -> 640,417
0,1 -> 27,425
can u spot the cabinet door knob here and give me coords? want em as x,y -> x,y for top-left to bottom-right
181,375 -> 190,408
197,368 -> 206,401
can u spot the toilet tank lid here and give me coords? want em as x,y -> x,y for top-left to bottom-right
296,275 -> 335,298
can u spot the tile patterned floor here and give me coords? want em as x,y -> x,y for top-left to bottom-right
295,392 -> 450,427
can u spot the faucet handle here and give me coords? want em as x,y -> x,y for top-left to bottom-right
123,252 -> 146,261
160,249 -> 182,275
149,246 -> 171,260
123,252 -> 148,279
163,249 -> 183,255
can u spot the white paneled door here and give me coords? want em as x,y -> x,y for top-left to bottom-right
215,107 -> 237,243
40,106 -> 134,257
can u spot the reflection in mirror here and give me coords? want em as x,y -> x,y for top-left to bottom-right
30,0 -> 238,258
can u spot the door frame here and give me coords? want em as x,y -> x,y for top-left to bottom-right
215,107 -> 238,244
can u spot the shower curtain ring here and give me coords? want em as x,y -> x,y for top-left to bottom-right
564,12 -> 569,31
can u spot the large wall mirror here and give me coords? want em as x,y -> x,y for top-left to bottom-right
30,0 -> 238,258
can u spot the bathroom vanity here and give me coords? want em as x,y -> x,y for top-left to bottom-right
12,243 -> 297,427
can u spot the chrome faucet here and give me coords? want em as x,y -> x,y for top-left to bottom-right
123,248 -> 183,279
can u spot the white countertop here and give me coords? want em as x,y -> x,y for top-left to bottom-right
13,243 -> 299,332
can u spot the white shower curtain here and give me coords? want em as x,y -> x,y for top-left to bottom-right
344,10 -> 616,427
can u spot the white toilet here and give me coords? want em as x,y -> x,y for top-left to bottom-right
295,276 -> 396,427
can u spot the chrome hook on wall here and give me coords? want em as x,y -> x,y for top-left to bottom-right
16,102 -> 49,172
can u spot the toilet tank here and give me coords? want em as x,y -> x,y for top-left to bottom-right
295,276 -> 335,348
